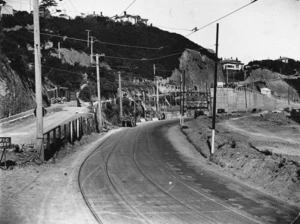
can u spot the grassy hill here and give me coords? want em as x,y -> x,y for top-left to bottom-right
1,11 -> 217,100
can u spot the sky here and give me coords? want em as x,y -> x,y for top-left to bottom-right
6,0 -> 300,64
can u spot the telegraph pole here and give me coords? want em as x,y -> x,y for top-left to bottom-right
182,69 -> 186,126
211,23 -> 219,155
156,78 -> 159,113
288,86 -> 290,106
90,36 -> 94,64
86,30 -> 91,47
153,64 -> 159,113
179,72 -> 182,125
96,54 -> 102,133
33,0 -> 44,160
118,71 -> 123,119
58,42 -> 61,59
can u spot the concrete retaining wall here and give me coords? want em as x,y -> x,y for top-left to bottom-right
211,87 -> 278,113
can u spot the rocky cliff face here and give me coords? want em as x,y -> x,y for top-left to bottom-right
0,56 -> 35,118
169,49 -> 224,91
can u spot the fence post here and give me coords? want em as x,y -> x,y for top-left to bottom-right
47,132 -> 50,151
64,124 -> 67,141
58,125 -> 61,141
70,121 -> 73,144
77,118 -> 80,139
80,117 -> 83,138
53,128 -> 56,146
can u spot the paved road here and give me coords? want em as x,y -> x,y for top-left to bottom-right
79,120 -> 299,224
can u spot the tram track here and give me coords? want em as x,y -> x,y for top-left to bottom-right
144,127 -> 262,224
131,128 -> 217,224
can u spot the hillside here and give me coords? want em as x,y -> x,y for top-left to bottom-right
245,68 -> 299,100
246,59 -> 300,100
0,55 -> 36,118
0,11 -> 222,118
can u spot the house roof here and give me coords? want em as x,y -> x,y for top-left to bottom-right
221,60 -> 244,65
276,57 -> 292,61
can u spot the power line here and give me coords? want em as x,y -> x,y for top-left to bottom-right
119,0 -> 137,16
154,24 -> 192,32
105,55 -> 143,61
184,0 -> 258,38
42,65 -> 84,75
38,31 -> 163,50
94,40 -> 162,50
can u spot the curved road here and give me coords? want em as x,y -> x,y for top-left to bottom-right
79,120 -> 299,224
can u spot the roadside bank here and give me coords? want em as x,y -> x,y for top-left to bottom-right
180,112 -> 300,206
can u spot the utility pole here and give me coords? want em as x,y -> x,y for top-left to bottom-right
245,85 -> 247,111
211,23 -> 219,155
95,54 -> 102,133
29,0 -> 32,13
179,72 -> 182,125
288,86 -> 290,106
118,71 -> 123,119
226,68 -> 228,84
156,77 -> 159,113
58,42 -> 61,59
90,36 -> 94,64
182,69 -> 186,126
33,0 -> 44,161
86,30 -> 91,47
153,64 -> 159,113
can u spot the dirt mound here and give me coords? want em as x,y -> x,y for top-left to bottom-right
182,113 -> 300,205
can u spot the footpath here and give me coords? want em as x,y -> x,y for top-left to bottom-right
0,105 -> 90,146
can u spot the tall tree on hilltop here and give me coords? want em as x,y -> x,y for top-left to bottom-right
40,0 -> 57,9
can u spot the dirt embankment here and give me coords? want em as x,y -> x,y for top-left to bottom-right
182,112 -> 300,206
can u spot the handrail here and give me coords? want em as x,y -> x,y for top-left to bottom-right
42,113 -> 96,160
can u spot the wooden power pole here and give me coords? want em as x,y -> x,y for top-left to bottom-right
90,36 -> 94,64
211,23 -> 219,155
182,69 -> 186,126
86,30 -> 91,47
33,0 -> 44,160
118,72 -> 123,119
96,54 -> 102,133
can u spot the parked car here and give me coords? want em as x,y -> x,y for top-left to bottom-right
194,110 -> 204,118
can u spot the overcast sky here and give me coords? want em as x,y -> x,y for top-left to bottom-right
7,0 -> 300,64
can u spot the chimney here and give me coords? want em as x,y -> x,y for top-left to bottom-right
124,11 -> 126,15
100,12 -> 103,16
93,11 -> 95,15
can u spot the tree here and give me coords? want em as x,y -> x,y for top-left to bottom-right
40,0 -> 57,9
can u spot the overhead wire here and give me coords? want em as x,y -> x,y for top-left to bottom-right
119,0 -> 137,16
154,24 -> 192,32
6,0 -> 258,69
184,0 -> 258,38
37,31 -> 163,50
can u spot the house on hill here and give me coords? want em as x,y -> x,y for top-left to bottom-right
221,57 -> 245,83
276,56 -> 292,64
0,4 -> 14,19
221,57 -> 244,71
113,11 -> 148,25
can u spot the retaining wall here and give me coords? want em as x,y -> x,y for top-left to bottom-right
211,87 -> 278,113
